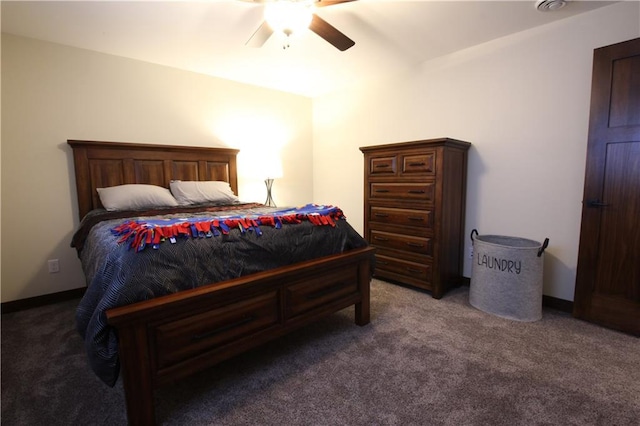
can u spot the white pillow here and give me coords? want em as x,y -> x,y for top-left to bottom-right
96,184 -> 179,211
170,180 -> 239,205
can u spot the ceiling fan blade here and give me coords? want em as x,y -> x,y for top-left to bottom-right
315,0 -> 357,8
246,21 -> 273,47
309,14 -> 355,51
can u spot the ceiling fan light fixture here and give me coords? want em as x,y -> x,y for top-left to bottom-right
264,1 -> 314,36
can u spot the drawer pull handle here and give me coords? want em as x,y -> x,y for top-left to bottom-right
408,217 -> 424,221
374,213 -> 389,218
191,315 -> 255,341
375,189 -> 390,193
408,190 -> 425,194
375,164 -> 390,168
406,242 -> 424,248
408,162 -> 426,166
307,282 -> 347,299
406,268 -> 423,274
373,236 -> 389,241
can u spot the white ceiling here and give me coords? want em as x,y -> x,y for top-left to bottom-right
1,0 -> 619,97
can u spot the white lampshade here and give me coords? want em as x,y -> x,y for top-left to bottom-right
262,154 -> 283,179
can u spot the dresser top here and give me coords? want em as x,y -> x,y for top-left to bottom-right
359,138 -> 471,153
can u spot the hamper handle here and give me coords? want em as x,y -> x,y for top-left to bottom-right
537,238 -> 549,257
470,229 -> 478,243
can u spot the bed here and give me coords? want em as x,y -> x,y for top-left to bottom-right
68,140 -> 375,425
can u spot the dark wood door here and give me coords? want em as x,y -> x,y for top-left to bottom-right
574,38 -> 640,336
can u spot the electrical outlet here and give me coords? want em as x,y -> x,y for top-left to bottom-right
469,246 -> 474,259
47,259 -> 60,273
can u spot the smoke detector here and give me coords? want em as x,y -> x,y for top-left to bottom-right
535,0 -> 568,11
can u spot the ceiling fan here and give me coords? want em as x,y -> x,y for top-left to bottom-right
243,0 -> 356,51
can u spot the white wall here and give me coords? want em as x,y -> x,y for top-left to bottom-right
312,2 -> 640,301
1,34 -> 313,302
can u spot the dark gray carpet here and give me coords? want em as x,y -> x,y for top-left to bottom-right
2,279 -> 639,425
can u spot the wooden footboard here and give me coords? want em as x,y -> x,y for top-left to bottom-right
106,246 -> 375,426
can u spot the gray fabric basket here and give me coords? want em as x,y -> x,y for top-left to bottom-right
469,230 -> 549,322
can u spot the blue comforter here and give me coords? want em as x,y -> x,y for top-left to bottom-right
72,203 -> 369,386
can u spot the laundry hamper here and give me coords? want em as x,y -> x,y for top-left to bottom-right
469,230 -> 549,322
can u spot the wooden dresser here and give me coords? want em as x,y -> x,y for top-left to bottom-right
360,138 -> 471,298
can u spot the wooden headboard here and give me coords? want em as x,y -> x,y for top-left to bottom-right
68,140 -> 239,220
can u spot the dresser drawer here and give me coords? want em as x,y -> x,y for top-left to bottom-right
154,291 -> 279,368
370,230 -> 433,256
375,254 -> 432,283
370,182 -> 435,202
370,206 -> 433,230
370,156 -> 397,175
402,152 -> 436,175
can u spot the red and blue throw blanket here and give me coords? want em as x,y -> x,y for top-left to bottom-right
111,203 -> 346,252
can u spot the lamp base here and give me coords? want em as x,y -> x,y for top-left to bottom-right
264,178 -> 276,207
